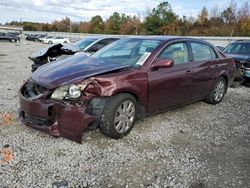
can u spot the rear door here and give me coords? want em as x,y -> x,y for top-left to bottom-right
148,41 -> 194,113
189,41 -> 216,100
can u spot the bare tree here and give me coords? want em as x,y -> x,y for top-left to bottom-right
238,2 -> 250,19
210,4 -> 220,18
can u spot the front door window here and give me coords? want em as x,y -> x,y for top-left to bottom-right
157,42 -> 189,65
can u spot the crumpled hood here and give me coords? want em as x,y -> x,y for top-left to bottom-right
31,52 -> 131,89
30,44 -> 78,60
224,53 -> 250,63
30,44 -> 63,59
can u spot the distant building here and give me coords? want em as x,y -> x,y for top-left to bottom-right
0,25 -> 23,33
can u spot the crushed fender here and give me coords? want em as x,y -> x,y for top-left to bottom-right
82,77 -> 117,97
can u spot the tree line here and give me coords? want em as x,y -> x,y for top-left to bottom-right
6,1 -> 250,36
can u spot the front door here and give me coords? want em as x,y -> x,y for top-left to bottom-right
148,42 -> 194,114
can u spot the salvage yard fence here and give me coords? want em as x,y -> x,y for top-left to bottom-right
23,31 -> 250,47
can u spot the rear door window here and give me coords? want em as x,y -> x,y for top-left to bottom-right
191,42 -> 214,61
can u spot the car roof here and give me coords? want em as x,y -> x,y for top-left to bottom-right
81,36 -> 212,42
125,36 -> 213,44
80,36 -> 214,47
82,36 -> 121,40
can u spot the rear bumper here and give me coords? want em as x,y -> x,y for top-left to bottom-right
19,91 -> 96,143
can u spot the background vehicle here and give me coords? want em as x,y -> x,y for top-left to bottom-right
30,37 -> 120,72
26,34 -> 47,42
71,37 -> 120,55
0,32 -> 19,43
42,36 -> 70,44
19,37 -> 236,142
25,34 -> 36,41
223,40 -> 250,81
38,35 -> 52,42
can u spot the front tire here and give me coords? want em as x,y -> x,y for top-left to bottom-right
99,93 -> 137,139
48,41 -> 53,44
205,77 -> 227,104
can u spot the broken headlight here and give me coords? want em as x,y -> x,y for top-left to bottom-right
51,84 -> 84,100
68,84 -> 81,98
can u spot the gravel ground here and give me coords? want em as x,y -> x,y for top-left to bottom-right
0,40 -> 249,188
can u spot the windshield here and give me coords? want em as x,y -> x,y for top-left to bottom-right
223,43 -> 250,54
92,38 -> 162,66
72,38 -> 98,50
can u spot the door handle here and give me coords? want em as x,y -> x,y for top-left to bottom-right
186,69 -> 192,73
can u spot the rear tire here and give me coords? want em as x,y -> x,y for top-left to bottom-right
99,93 -> 137,139
205,77 -> 227,104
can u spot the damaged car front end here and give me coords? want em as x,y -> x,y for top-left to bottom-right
19,80 -> 96,143
19,51 -> 136,143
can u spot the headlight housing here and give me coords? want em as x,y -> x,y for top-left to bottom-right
51,84 -> 85,100
68,84 -> 81,99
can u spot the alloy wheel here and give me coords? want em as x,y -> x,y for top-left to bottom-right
114,100 -> 135,134
214,80 -> 225,102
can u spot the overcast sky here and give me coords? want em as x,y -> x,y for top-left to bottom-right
0,0 -> 246,24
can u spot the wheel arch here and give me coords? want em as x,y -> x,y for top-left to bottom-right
221,74 -> 229,86
110,91 -> 146,120
87,90 -> 145,130
216,69 -> 229,87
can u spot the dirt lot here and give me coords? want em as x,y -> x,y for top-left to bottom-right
0,40 -> 249,188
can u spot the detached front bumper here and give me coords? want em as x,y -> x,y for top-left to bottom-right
19,90 -> 96,143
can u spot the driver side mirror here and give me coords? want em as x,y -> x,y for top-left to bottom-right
151,58 -> 174,69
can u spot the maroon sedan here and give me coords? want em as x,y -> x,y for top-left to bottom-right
19,37 -> 236,142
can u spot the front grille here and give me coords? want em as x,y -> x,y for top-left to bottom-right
22,81 -> 48,99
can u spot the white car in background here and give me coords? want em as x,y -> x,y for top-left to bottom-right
42,36 -> 70,44
39,36 -> 53,42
